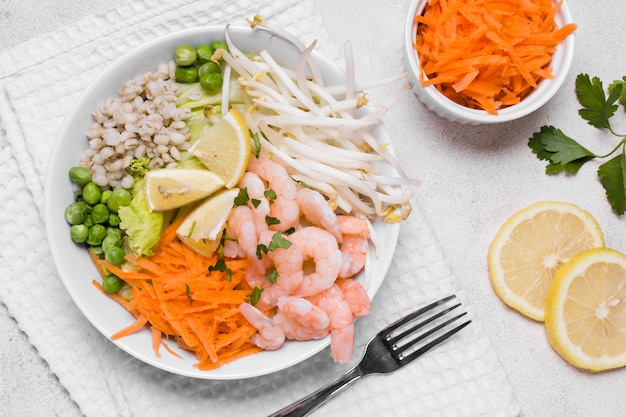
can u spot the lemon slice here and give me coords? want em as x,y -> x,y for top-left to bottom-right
176,188 -> 240,257
545,248 -> 626,371
188,107 -> 251,188
488,201 -> 604,321
144,168 -> 225,211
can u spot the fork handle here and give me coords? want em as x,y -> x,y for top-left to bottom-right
267,366 -> 364,417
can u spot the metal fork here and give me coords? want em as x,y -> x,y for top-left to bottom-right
267,294 -> 471,417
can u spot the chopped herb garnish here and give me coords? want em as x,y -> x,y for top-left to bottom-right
265,268 -> 278,284
283,227 -> 296,235
248,287 -> 263,306
186,220 -> 197,238
264,189 -> 277,200
256,244 -> 268,259
251,132 -> 262,157
208,258 -> 232,280
185,284 -> 193,305
208,259 -> 227,272
251,198 -> 261,208
234,187 -> 250,206
265,215 -> 281,226
267,231 -> 291,251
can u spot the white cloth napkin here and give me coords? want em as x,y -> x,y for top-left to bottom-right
0,0 -> 521,416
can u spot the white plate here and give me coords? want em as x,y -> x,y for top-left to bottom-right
44,26 -> 400,380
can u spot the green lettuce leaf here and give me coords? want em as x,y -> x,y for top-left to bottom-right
118,177 -> 163,256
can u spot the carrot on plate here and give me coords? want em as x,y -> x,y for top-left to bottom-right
414,0 -> 577,114
93,216 -> 262,370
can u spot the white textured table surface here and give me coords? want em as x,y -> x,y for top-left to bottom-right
1,1 -> 625,416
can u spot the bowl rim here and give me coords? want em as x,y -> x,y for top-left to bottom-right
404,0 -> 575,123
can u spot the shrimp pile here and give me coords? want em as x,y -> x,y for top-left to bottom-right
227,156 -> 371,363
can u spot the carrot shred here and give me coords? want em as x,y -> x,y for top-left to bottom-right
414,0 -> 577,114
94,216 -> 260,370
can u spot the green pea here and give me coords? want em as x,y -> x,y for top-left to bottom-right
102,273 -> 122,293
105,247 -> 126,266
64,201 -> 88,225
101,234 -> 122,253
108,213 -> 121,227
68,166 -> 92,186
91,203 -> 110,224
196,44 -> 215,64
86,224 -> 107,246
200,73 -> 223,92
212,40 -> 229,52
82,182 -> 102,205
69,224 -> 89,243
107,188 -> 132,213
83,214 -> 94,229
100,189 -> 112,205
174,45 -> 197,66
198,61 -> 221,78
107,227 -> 123,240
175,65 -> 199,83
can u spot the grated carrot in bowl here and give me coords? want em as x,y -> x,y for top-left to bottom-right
414,0 -> 577,114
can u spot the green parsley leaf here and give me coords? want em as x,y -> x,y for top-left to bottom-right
529,73 -> 626,216
528,125 -> 596,174
265,268 -> 278,284
208,259 -> 227,273
234,187 -> 250,206
609,77 -> 626,108
598,153 -> 626,215
265,215 -> 281,226
256,243 -> 268,259
267,232 -> 292,251
264,189 -> 277,200
185,284 -> 193,305
576,73 -> 620,129
251,132 -> 261,158
247,287 -> 263,306
251,198 -> 261,208
186,220 -> 197,238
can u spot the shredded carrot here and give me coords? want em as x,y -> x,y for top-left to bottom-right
93,217 -> 262,370
414,0 -> 577,114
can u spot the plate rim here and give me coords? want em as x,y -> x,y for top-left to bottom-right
44,24 -> 401,380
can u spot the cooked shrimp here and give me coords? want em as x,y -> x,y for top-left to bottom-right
254,230 -> 305,311
337,215 -> 370,278
238,172 -> 270,237
309,284 -> 355,363
228,205 -> 257,259
296,187 -> 342,242
290,227 -> 343,297
278,296 -> 330,330
247,156 -> 300,232
337,278 -> 370,317
228,205 -> 271,275
273,311 -> 329,341
239,302 -> 285,351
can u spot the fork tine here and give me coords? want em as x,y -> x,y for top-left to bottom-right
395,312 -> 470,364
387,301 -> 462,346
382,295 -> 457,336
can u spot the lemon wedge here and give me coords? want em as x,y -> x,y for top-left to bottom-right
176,188 -> 240,257
144,168 -> 225,211
488,201 -> 604,321
189,107 -> 251,188
545,248 -> 626,371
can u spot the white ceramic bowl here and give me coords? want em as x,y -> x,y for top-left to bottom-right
44,26 -> 400,380
404,0 -> 575,124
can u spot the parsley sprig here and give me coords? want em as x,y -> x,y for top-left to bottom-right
528,73 -> 626,214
